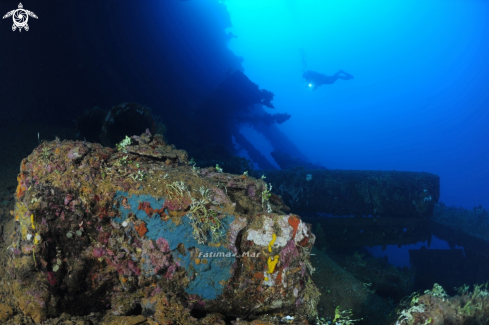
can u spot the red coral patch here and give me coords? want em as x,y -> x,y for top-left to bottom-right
288,214 -> 301,239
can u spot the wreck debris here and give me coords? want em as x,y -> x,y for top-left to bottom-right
8,133 -> 319,323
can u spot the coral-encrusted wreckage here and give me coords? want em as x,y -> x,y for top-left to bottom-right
9,132 -> 319,323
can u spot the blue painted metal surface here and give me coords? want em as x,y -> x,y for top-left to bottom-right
113,191 -> 235,299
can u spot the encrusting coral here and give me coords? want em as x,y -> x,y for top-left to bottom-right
8,132 -> 319,323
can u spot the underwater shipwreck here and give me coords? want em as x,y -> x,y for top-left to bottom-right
7,129 -> 320,324
1,109 -> 488,325
0,0 -> 488,323
0,70 -> 488,325
0,43 -> 487,324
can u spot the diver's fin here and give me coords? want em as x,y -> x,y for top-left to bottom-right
341,71 -> 354,80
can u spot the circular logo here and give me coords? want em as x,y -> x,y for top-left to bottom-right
13,9 -> 28,28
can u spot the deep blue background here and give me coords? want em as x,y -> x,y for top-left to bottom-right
225,0 -> 489,209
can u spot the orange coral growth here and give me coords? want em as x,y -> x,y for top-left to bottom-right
298,236 -> 309,246
276,267 -> 283,283
288,215 -> 300,239
254,272 -> 264,279
138,201 -> 166,217
20,159 -> 27,172
16,184 -> 25,199
137,202 -> 148,213
98,207 -> 109,219
135,222 -> 148,237
16,173 -> 27,199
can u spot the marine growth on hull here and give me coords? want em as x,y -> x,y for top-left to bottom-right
9,131 -> 319,324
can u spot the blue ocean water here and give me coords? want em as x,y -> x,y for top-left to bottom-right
223,0 -> 489,297
225,0 -> 489,210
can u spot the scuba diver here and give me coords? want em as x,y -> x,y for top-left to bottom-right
303,69 -> 354,91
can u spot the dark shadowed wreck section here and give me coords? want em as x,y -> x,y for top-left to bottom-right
258,169 -> 439,249
261,169 -> 439,219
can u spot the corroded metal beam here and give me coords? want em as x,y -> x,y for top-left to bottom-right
259,169 -> 440,219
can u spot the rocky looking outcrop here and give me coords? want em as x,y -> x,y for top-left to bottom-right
8,132 -> 319,324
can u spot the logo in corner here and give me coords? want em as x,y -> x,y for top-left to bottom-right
3,3 -> 38,32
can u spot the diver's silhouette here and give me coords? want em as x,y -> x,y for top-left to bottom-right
303,70 -> 354,91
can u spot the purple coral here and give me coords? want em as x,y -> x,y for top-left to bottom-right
187,294 -> 205,309
227,217 -> 248,254
47,271 -> 57,286
156,237 -> 170,253
127,260 -> 141,276
165,263 -> 178,279
211,188 -> 231,205
66,149 -> 78,160
92,247 -> 106,258
64,194 -> 74,206
140,239 -> 178,276
247,185 -> 256,198
279,239 -> 299,269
